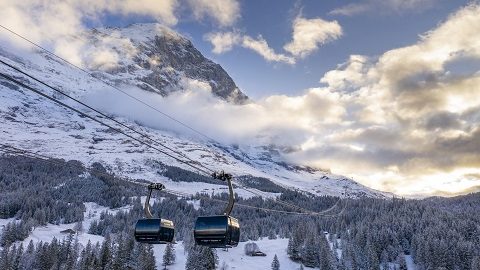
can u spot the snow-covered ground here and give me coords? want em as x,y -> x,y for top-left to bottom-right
153,238 -> 303,270
0,202 -> 132,247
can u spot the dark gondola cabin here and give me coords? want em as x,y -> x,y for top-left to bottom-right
134,183 -> 175,244
135,218 -> 175,244
194,215 -> 240,248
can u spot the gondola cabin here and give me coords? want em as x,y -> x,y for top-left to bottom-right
134,218 -> 175,244
194,215 -> 240,248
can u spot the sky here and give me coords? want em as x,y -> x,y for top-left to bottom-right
0,0 -> 479,197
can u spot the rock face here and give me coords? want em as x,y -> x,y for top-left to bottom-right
89,24 -> 248,104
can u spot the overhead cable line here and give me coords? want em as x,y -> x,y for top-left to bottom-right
0,70 -> 212,176
0,144 -> 346,217
0,62 -> 323,215
0,24 -> 216,142
0,58 -> 214,174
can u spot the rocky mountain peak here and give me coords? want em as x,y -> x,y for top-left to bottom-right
90,23 -> 249,104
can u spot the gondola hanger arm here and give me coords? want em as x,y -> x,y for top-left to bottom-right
212,171 -> 235,216
144,183 -> 165,219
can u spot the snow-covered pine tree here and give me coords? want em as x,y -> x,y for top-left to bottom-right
287,234 -> 302,261
271,254 -> 280,270
162,242 -> 176,269
302,235 -> 319,267
318,234 -> 336,270
136,243 -> 157,270
186,245 -> 218,270
99,235 -> 113,269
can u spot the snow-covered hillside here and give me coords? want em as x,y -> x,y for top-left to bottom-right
0,23 -> 388,199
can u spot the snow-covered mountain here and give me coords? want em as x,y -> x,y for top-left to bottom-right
0,23 -> 389,199
87,24 -> 248,104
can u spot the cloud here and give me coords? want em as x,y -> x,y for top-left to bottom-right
85,78 -> 345,147
205,32 -> 295,64
188,0 -> 240,27
241,36 -> 295,64
0,0 -> 179,67
283,16 -> 342,58
329,3 -> 370,16
330,0 -> 438,16
204,32 -> 242,54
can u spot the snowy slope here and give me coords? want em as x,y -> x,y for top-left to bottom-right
0,23 -> 389,199
153,238 -> 303,270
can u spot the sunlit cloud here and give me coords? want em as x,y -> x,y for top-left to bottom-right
188,0 -> 240,27
283,16 -> 342,58
0,0 -> 179,68
205,32 -> 295,64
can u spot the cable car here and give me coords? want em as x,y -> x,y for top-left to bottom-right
134,183 -> 175,244
194,171 -> 240,248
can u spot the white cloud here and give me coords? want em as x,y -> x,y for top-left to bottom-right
205,32 -> 295,64
330,0 -> 438,16
188,0 -> 240,27
242,35 -> 295,65
329,3 -> 370,16
0,0 -> 179,67
204,32 -> 242,54
284,16 -> 342,58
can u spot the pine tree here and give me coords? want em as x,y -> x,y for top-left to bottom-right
271,254 -> 280,270
112,234 -> 127,270
0,245 -> 9,270
318,235 -> 336,270
186,245 -> 217,270
162,243 -> 176,269
135,243 -> 156,270
302,236 -> 319,267
287,235 -> 301,261
99,235 -> 113,269
13,243 -> 23,270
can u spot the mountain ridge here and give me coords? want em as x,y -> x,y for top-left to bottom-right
87,23 -> 249,104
